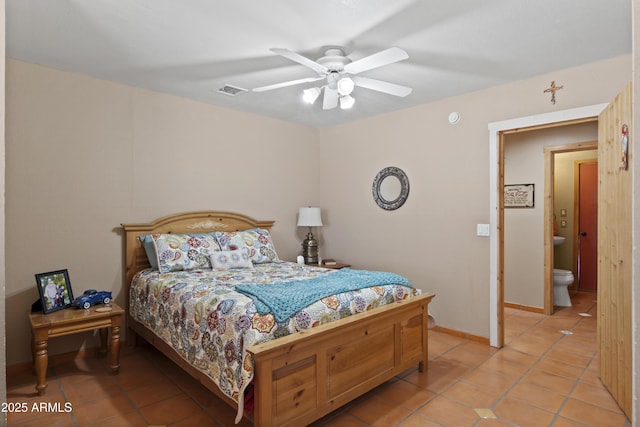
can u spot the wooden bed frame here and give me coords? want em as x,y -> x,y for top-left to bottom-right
122,211 -> 435,427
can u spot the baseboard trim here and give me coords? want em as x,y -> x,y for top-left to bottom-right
504,301 -> 545,313
434,325 -> 490,345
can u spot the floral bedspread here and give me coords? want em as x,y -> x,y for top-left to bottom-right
129,261 -> 419,416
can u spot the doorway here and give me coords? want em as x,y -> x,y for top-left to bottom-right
501,134 -> 597,317
547,143 -> 598,310
488,103 -> 607,348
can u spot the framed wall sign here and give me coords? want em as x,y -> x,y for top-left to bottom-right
35,269 -> 74,314
504,184 -> 535,208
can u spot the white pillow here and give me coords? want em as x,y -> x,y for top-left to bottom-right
210,250 -> 254,270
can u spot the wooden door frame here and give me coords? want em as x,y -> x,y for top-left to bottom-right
488,104 -> 606,348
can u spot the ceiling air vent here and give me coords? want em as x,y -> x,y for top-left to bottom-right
217,84 -> 247,96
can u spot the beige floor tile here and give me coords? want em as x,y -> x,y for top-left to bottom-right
396,412 -> 443,427
73,394 -> 138,426
418,396 -> 480,426
521,368 -> 577,395
139,393 -> 203,425
347,394 -> 412,426
570,380 -> 625,414
550,416 -> 591,426
443,341 -> 497,367
543,347 -> 592,368
560,397 -> 629,426
442,380 -> 501,408
462,368 -> 517,395
506,381 -> 567,413
493,397 -> 555,427
491,346 -> 539,367
534,357 -> 585,379
478,356 -> 530,379
374,378 -> 436,410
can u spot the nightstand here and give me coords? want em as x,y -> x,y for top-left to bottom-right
309,263 -> 351,270
28,303 -> 124,395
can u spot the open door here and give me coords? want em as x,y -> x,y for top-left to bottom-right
576,159 -> 598,292
597,82 -> 632,419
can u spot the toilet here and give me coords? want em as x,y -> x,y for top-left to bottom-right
553,268 -> 574,307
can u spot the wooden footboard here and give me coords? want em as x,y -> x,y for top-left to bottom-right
249,293 -> 434,427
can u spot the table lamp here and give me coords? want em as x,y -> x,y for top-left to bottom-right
297,207 -> 323,264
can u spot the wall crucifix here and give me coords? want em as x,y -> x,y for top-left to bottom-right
543,81 -> 564,104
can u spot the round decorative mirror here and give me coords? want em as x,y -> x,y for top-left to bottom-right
372,166 -> 410,210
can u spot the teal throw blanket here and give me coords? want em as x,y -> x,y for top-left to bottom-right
235,268 -> 412,322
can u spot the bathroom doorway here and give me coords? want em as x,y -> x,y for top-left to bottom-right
550,147 -> 598,302
501,129 -> 597,318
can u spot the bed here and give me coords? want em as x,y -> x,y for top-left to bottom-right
122,211 -> 435,427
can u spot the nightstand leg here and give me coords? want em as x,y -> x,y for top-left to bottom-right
109,322 -> 121,374
99,328 -> 108,355
32,336 -> 48,395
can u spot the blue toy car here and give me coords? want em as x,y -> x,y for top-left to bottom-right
74,289 -> 112,310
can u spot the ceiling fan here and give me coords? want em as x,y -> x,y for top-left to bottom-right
253,47 -> 413,110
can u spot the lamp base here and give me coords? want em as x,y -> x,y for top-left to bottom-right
301,230 -> 319,264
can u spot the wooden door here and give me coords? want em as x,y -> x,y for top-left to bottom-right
576,160 -> 597,291
597,82 -> 632,419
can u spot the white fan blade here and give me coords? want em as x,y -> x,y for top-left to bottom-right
353,76 -> 413,97
323,87 -> 339,110
343,47 -> 409,75
253,76 -> 325,92
270,48 -> 328,74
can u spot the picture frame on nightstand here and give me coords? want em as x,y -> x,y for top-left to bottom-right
35,269 -> 74,314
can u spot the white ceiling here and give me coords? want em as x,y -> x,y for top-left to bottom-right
7,0 -> 632,128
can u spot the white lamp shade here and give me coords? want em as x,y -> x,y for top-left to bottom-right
337,77 -> 355,96
302,87 -> 321,104
297,207 -> 323,227
339,94 -> 355,109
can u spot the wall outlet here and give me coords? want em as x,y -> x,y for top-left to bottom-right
477,224 -> 490,236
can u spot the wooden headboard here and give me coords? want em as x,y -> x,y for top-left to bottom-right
121,210 -> 275,302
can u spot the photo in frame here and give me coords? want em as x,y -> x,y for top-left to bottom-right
504,184 -> 535,208
35,269 -> 74,314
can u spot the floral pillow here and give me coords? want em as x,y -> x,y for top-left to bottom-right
152,233 -> 221,273
210,250 -> 254,270
213,228 -> 280,264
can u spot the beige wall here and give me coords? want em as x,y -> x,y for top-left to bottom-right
503,125 -> 596,308
317,55 -> 631,336
6,59 -> 319,365
5,54 -> 632,365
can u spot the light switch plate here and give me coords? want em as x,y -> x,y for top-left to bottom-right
477,224 -> 490,236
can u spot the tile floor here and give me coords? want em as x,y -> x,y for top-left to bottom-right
7,292 -> 632,426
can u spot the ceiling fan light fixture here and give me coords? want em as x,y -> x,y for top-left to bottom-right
337,77 -> 355,96
340,95 -> 355,110
302,87 -> 322,104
